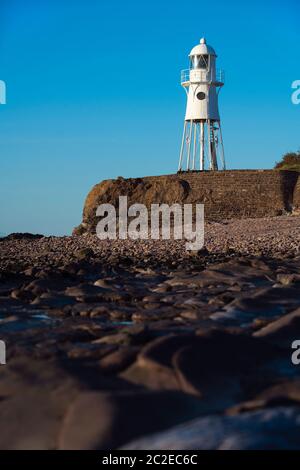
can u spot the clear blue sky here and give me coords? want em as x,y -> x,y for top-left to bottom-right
0,0 -> 299,235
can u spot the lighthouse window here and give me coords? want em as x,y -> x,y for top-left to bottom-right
198,55 -> 209,69
197,92 -> 206,100
191,54 -> 209,70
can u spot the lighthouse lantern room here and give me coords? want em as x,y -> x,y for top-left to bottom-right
178,38 -> 225,172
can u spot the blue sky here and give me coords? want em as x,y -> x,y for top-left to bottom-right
0,0 -> 299,235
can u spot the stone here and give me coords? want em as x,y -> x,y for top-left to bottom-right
277,273 -> 300,285
0,357 -> 85,449
122,406 -> 300,450
173,330 -> 277,407
99,347 -> 139,373
93,279 -> 111,288
31,293 -> 74,308
67,343 -> 116,360
74,248 -> 94,260
119,335 -> 195,392
65,284 -> 107,299
11,289 -> 34,302
59,390 -> 204,450
227,379 -> 300,415
253,307 -> 300,348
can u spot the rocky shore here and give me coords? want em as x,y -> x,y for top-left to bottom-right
1,215 -> 300,449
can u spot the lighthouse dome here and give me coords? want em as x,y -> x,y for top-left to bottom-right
189,38 -> 216,57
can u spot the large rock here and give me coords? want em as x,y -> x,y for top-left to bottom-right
74,176 -> 189,234
120,331 -> 279,414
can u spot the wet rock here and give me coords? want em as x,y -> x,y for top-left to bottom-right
11,289 -> 35,302
179,310 -> 200,321
276,273 -> 300,285
139,334 -> 195,369
24,279 -> 64,296
103,291 -> 131,302
94,333 -> 133,347
99,347 -> 139,373
31,293 -> 74,308
173,330 -> 277,407
67,343 -> 116,360
66,303 -> 95,317
122,331 -> 277,406
132,310 -> 173,323
211,286 -> 300,326
90,306 -> 110,318
120,335 -> 194,391
122,406 -> 300,450
93,279 -> 111,288
65,284 -> 107,299
150,285 -> 172,294
227,379 -> 300,415
23,267 -> 38,277
0,357 -> 85,449
253,307 -> 300,348
109,309 -> 132,321
165,260 -> 270,289
2,218 -> 300,449
59,390 -> 203,450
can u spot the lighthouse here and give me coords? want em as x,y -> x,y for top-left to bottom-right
178,38 -> 225,172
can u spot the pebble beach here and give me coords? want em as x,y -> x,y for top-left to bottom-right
1,215 -> 300,449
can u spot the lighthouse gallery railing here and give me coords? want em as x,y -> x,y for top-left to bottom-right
181,69 -> 225,85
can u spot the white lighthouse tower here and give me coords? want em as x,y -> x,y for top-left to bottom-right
178,38 -> 225,171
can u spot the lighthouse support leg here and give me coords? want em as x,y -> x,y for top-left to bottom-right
200,121 -> 204,171
192,122 -> 197,170
186,121 -> 193,170
210,123 -> 218,170
207,120 -> 213,170
178,121 -> 187,171
219,122 -> 226,170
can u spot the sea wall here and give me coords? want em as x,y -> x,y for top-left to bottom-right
75,170 -> 300,234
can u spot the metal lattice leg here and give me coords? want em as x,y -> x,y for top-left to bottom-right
219,122 -> 226,170
178,121 -> 187,171
186,121 -> 193,170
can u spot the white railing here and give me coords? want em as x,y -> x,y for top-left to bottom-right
181,68 -> 225,85
181,69 -> 191,84
217,69 -> 225,84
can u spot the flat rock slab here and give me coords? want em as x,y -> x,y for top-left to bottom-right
1,229 -> 300,449
253,307 -> 300,348
122,406 -> 300,450
59,390 -> 204,450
